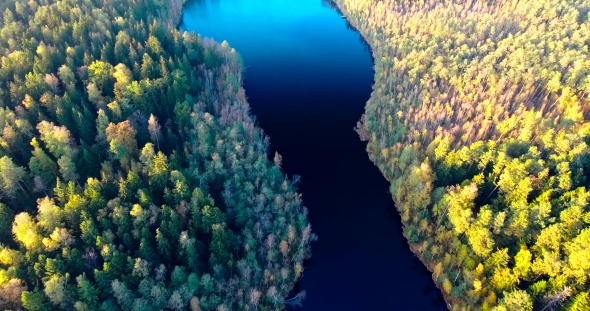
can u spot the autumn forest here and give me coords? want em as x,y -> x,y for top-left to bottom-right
0,0 -> 589,310
336,0 -> 590,310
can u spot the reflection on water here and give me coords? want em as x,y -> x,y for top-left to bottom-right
321,0 -> 373,57
181,0 -> 446,309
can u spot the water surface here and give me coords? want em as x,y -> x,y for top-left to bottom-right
181,1 -> 446,309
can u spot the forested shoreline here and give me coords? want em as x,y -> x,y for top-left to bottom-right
335,0 -> 590,310
0,0 -> 313,310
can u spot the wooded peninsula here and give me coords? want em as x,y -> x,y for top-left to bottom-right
0,0 -> 313,310
335,0 -> 590,310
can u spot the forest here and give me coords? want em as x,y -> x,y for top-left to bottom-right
0,0 -> 314,310
334,0 -> 590,310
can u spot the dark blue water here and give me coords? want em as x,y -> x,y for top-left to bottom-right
181,1 -> 446,309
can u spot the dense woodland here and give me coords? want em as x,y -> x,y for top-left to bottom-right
0,0 -> 314,310
335,0 -> 590,310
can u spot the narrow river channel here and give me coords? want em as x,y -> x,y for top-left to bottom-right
181,0 -> 446,309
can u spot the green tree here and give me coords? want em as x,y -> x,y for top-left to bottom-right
29,137 -> 58,191
88,61 -> 115,95
106,121 -> 138,168
0,204 -> 13,243
76,274 -> 99,309
21,290 -> 51,311
0,156 -> 27,198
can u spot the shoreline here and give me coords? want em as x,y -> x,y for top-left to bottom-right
330,0 -> 456,309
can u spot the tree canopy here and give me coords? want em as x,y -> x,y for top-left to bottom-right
0,0 -> 313,310
335,0 -> 590,310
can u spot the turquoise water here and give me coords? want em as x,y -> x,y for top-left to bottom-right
181,0 -> 373,122
181,1 -> 446,309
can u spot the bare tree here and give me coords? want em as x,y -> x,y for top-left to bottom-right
540,287 -> 572,311
266,286 -> 279,306
0,279 -> 26,310
44,74 -> 60,93
190,297 -> 201,311
249,288 -> 261,310
148,114 -> 162,150
273,152 -> 282,168
285,290 -> 307,308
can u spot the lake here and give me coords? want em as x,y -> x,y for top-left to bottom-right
181,0 -> 446,309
